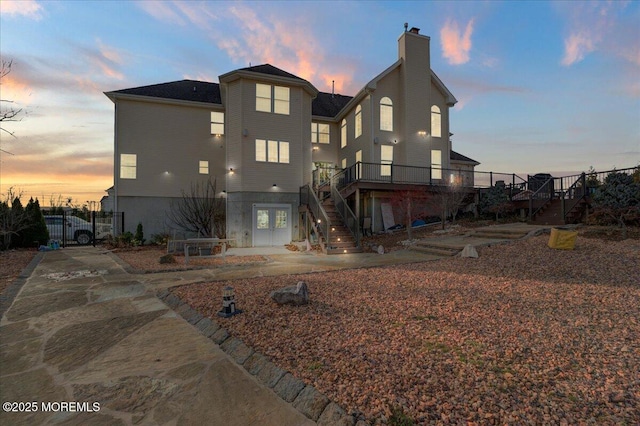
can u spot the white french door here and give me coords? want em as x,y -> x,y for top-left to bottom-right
252,204 -> 291,247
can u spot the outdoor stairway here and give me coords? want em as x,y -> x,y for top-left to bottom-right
409,240 -> 462,256
321,198 -> 362,254
468,227 -> 532,240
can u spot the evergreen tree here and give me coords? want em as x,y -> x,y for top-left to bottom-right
20,198 -> 49,247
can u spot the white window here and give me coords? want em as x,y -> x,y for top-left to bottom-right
256,139 -> 289,164
341,158 -> 347,169
256,83 -> 272,112
381,145 -> 393,176
355,150 -> 362,179
199,160 -> 209,174
380,97 -> 393,131
256,83 -> 289,115
210,111 -> 224,135
120,154 -> 137,179
431,105 -> 441,138
355,104 -> 362,138
311,122 -> 330,144
341,119 -> 347,148
274,86 -> 290,115
432,149 -> 442,180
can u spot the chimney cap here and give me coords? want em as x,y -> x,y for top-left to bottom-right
410,27 -> 420,34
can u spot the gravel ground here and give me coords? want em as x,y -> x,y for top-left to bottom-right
172,232 -> 640,425
0,249 -> 37,294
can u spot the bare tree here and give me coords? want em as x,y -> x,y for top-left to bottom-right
167,177 -> 226,238
389,189 -> 431,240
0,60 -> 23,142
430,179 -> 470,230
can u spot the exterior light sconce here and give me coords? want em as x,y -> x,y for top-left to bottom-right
242,129 -> 248,137
312,146 -> 319,151
317,219 -> 321,223
392,139 -> 398,144
229,168 -> 234,174
418,130 -> 427,136
374,137 -> 379,144
164,171 -> 170,175
273,183 -> 277,187
218,286 -> 242,318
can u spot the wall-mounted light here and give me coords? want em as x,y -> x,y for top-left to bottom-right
374,137 -> 379,144
242,129 -> 248,137
272,183 -> 277,187
418,130 -> 427,136
229,168 -> 234,174
215,133 -> 222,138
312,146 -> 319,151
392,139 -> 398,144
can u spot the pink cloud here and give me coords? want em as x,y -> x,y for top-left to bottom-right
0,0 -> 43,20
440,18 -> 475,65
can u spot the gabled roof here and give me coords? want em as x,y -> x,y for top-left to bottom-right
106,80 -> 222,105
312,92 -> 353,118
450,150 -> 480,165
236,64 -> 306,81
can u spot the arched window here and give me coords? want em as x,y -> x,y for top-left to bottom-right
341,119 -> 347,148
355,105 -> 362,138
380,97 -> 393,131
431,105 -> 441,138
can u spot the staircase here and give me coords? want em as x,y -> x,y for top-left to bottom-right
321,198 -> 362,254
529,198 -> 589,226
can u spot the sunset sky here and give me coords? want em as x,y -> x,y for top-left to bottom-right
1,0 -> 639,207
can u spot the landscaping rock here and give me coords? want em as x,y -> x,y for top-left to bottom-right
159,253 -> 175,264
270,281 -> 309,306
460,244 -> 478,258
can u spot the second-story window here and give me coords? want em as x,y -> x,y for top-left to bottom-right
355,104 -> 362,138
210,111 -> 224,135
199,160 -> 209,174
256,83 -> 290,115
380,97 -> 393,131
256,139 -> 290,164
431,105 -> 441,138
312,122 -> 330,144
341,119 -> 347,148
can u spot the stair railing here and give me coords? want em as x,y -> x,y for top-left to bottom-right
528,177 -> 555,221
330,182 -> 361,249
562,173 -> 587,223
300,185 -> 330,250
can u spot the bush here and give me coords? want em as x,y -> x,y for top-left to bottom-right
150,232 -> 171,246
478,185 -> 515,221
19,198 -> 49,247
134,223 -> 145,246
591,170 -> 640,238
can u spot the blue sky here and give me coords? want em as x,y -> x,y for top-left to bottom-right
1,0 -> 639,205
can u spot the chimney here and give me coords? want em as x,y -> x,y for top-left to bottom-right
410,27 -> 420,34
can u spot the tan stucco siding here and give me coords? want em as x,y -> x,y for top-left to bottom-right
115,99 -> 226,197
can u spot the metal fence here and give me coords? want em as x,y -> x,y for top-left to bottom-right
41,211 -> 124,247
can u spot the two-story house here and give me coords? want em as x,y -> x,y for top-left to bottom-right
105,26 -> 479,249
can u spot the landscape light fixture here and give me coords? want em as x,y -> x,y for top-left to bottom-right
218,286 -> 242,318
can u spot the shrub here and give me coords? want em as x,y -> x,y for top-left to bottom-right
134,223 -> 145,246
591,170 -> 640,238
150,232 -> 171,246
19,198 -> 49,247
478,184 -> 514,221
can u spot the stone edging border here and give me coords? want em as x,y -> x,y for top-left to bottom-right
156,289 -> 361,426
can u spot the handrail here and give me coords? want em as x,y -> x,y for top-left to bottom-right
528,177 -> 555,221
330,181 -> 360,249
300,185 -> 330,250
562,173 -> 586,223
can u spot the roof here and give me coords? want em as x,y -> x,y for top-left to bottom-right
450,150 -> 480,165
312,92 -> 353,118
107,80 -> 222,105
236,64 -> 306,81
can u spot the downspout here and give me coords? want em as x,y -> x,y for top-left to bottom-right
113,102 -> 118,225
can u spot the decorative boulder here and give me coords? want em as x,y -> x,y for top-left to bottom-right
377,245 -> 385,254
460,244 -> 478,258
159,253 -> 176,264
271,281 -> 309,306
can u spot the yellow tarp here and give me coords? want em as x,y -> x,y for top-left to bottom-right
548,228 -> 577,250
